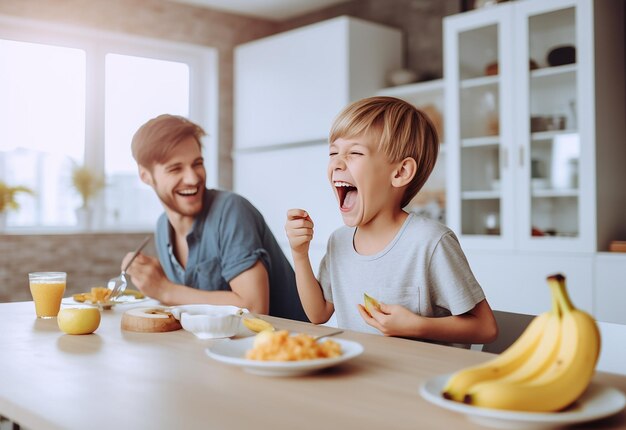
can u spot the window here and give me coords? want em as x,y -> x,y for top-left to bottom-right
0,16 -> 217,232
104,54 -> 191,227
0,39 -> 85,227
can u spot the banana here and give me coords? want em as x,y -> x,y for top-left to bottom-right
464,274 -> 601,412
441,310 -> 550,402
242,317 -> 275,333
496,291 -> 562,384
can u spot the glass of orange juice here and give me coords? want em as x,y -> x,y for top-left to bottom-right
28,272 -> 66,318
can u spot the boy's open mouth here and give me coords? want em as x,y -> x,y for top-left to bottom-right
334,181 -> 358,210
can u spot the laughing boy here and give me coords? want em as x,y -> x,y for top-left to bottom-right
285,97 -> 497,345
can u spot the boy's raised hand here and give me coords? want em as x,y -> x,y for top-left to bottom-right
357,302 -> 419,337
285,209 -> 314,256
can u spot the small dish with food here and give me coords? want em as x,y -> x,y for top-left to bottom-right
64,287 -> 148,310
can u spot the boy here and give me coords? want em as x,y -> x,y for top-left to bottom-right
123,114 -> 307,321
285,97 -> 497,344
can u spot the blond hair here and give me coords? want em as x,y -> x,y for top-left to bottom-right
329,96 -> 439,208
131,114 -> 206,169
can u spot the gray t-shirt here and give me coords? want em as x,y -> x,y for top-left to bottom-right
318,212 -> 485,336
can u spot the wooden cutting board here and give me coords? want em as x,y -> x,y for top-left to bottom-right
121,307 -> 182,333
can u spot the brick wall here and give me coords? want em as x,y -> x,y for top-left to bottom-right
0,233 -> 157,302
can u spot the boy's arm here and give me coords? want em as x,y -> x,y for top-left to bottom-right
359,299 -> 498,344
285,209 -> 334,324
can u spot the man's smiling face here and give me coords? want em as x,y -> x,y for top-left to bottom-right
328,134 -> 397,227
142,135 -> 206,217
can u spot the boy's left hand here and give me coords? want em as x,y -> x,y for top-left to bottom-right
357,302 -> 418,337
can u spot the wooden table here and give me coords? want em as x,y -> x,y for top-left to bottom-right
1,301 -> 625,430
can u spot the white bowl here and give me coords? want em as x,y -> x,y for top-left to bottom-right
170,305 -> 245,339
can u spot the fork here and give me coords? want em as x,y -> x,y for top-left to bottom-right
312,329 -> 344,341
107,235 -> 152,301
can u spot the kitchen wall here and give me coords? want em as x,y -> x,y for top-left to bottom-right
0,0 -> 458,301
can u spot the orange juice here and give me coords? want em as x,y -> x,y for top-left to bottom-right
28,272 -> 66,318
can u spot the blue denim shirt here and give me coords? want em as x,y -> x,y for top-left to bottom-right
154,189 -> 307,321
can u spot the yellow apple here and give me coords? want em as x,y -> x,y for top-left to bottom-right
57,307 -> 101,335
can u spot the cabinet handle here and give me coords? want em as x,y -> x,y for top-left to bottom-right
501,147 -> 508,169
519,146 -> 524,168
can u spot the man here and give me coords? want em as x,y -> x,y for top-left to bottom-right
123,114 -> 307,321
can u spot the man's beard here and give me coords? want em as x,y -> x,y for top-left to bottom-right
154,184 -> 203,217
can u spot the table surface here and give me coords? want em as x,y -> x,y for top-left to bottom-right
1,300 -> 625,430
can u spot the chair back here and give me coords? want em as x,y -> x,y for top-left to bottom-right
596,321 -> 626,375
481,310 -> 536,354
480,312 -> 626,376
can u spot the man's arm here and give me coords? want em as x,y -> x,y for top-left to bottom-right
358,299 -> 498,344
124,253 -> 270,314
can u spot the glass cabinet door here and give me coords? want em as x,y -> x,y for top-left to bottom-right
445,6 -> 514,249
459,24 -> 501,238
516,1 -> 582,250
447,0 -> 623,253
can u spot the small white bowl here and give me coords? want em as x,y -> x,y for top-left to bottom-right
170,305 -> 246,339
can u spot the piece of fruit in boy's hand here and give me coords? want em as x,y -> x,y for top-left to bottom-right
363,293 -> 382,316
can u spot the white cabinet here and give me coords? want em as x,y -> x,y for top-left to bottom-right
444,0 -> 626,253
465,250 -> 594,316
234,16 -> 402,270
233,145 -> 341,271
235,16 -> 402,149
377,79 -> 446,223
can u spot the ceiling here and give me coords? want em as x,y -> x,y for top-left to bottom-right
166,0 -> 353,20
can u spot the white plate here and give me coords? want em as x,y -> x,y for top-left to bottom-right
205,336 -> 363,377
419,374 -> 626,429
62,295 -> 149,309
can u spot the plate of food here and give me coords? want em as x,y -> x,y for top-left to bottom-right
63,287 -> 148,310
205,330 -> 363,377
419,374 -> 626,429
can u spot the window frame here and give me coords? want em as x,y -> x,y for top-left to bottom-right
0,14 -> 219,234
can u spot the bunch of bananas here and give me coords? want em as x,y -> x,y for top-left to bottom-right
442,273 -> 601,412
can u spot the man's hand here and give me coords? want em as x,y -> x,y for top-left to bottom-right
285,209 -> 314,257
122,253 -> 171,302
357,302 -> 421,337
